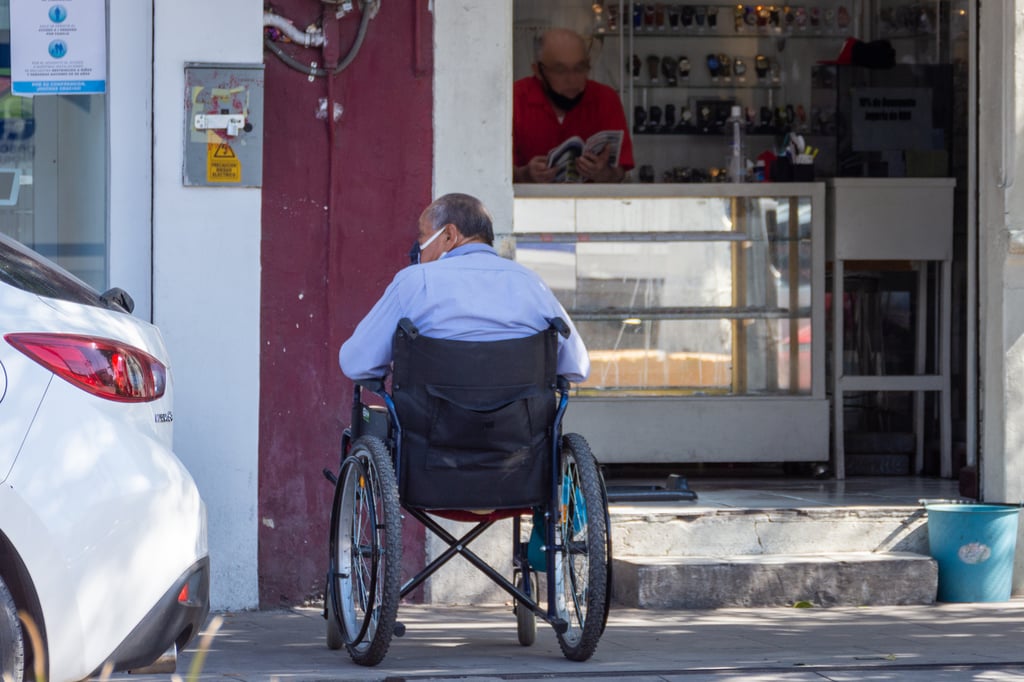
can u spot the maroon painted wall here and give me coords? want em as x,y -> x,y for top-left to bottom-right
259,2 -> 432,606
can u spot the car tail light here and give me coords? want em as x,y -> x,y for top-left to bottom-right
4,333 -> 167,402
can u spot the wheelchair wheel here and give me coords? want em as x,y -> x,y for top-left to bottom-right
554,433 -> 609,662
514,570 -> 538,647
327,435 -> 402,666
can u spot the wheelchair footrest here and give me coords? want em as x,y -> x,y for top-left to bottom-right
549,618 -> 569,634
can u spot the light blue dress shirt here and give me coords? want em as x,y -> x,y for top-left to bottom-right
339,243 -> 590,382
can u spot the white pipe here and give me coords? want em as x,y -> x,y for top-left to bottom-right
263,12 -> 325,48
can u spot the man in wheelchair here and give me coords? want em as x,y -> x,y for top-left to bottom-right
326,193 -> 610,666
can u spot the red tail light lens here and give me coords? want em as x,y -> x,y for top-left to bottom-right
5,333 -> 167,402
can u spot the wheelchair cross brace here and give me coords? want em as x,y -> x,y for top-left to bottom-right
399,506 -> 570,635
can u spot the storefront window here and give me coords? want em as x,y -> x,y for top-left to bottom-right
0,1 -> 107,290
514,190 -> 818,397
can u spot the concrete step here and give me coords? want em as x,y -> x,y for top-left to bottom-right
612,552 -> 937,608
610,505 -> 930,556
608,504 -> 937,608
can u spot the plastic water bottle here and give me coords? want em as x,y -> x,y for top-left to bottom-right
726,105 -> 746,182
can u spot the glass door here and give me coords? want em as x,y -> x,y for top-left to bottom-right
0,0 -> 108,290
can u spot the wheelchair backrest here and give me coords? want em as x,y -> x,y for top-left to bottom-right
390,319 -> 559,510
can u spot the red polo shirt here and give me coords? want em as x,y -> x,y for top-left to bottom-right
513,76 -> 635,172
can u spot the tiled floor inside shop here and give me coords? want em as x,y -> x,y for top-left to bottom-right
604,473 -> 964,510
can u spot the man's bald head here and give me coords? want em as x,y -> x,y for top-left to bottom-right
535,28 -> 588,65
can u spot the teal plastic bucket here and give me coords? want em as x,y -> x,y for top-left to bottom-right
925,504 -> 1020,602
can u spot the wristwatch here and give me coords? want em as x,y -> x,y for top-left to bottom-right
678,56 -> 691,79
661,56 -> 679,86
644,3 -> 657,31
795,6 -> 808,28
837,5 -> 851,28
648,105 -> 662,128
630,53 -> 642,79
718,53 -> 731,79
646,54 -> 661,82
682,5 -> 695,27
663,103 -> 676,129
667,4 -> 681,29
733,57 -> 747,78
695,5 -> 707,27
707,6 -> 718,28
755,54 -> 769,79
633,105 -> 647,133
706,53 -> 721,78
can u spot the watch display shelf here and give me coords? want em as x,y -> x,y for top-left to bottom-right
592,2 -> 864,181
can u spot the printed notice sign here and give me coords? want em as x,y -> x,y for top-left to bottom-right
11,0 -> 107,95
851,87 -> 934,152
207,143 -> 241,183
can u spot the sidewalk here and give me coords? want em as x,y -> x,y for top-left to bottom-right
112,599 -> 1024,682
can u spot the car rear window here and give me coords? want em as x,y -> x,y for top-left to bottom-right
0,232 -> 105,307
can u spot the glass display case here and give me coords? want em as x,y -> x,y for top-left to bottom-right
512,184 -> 828,464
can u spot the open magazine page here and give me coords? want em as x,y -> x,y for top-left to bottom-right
546,137 -> 585,182
583,129 -> 623,168
545,129 -> 624,183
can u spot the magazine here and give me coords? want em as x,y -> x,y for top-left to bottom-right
546,129 -> 624,182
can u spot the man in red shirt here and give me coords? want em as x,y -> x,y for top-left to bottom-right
513,28 -> 634,183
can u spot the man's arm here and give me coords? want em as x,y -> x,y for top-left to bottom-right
338,274 -> 408,380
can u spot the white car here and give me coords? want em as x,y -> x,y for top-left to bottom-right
0,232 -> 209,681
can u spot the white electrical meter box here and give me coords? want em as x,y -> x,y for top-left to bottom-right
183,63 -> 264,187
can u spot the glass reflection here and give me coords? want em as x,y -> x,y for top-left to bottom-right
514,195 -> 814,396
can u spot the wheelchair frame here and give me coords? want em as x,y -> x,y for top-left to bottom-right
322,327 -> 611,666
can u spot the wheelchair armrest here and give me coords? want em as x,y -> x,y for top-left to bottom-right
356,377 -> 388,397
556,375 -> 571,392
547,317 -> 571,339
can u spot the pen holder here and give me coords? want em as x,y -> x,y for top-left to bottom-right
771,157 -> 814,182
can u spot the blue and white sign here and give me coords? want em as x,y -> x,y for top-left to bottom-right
11,0 -> 107,95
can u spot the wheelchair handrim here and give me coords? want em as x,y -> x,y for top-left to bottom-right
335,454 -> 384,648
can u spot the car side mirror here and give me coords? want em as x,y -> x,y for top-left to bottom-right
101,287 -> 135,314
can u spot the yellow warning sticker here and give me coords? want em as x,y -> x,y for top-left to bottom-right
207,143 -> 241,183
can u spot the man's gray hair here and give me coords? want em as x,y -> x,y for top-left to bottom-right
426,193 -> 494,245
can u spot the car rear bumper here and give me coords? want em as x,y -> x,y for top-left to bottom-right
98,555 -> 211,674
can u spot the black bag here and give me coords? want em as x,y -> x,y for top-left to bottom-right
390,321 -> 558,510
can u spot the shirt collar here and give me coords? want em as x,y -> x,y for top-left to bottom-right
440,243 -> 497,259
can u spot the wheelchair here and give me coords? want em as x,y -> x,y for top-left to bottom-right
322,318 -> 611,666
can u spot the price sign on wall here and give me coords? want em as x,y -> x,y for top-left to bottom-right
11,0 -> 107,95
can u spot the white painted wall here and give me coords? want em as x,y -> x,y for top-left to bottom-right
977,0 -> 1024,593
429,0 -> 516,603
107,0 -> 152,321
152,2 -> 263,610
433,0 -> 514,234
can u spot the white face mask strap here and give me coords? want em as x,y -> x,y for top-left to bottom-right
420,225 -> 445,251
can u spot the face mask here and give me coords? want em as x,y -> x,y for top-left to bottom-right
538,65 -> 585,112
409,226 -> 445,264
